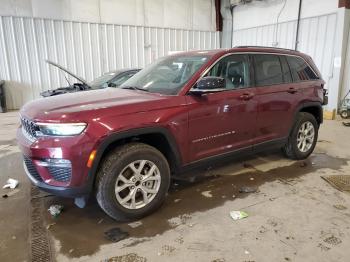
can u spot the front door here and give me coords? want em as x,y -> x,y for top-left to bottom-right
186,54 -> 258,162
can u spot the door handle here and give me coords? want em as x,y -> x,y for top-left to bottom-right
239,92 -> 254,100
287,87 -> 298,94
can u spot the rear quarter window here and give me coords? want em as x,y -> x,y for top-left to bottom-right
286,56 -> 318,81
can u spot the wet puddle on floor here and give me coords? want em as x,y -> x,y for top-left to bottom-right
40,152 -> 348,258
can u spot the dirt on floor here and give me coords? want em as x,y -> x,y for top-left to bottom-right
1,111 -> 350,262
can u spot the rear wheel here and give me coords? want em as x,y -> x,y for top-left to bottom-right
340,110 -> 349,119
95,143 -> 170,221
283,112 -> 318,160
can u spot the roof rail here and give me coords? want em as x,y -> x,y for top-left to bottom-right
234,45 -> 299,52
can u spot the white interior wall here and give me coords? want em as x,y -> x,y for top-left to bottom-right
0,0 -> 216,31
232,0 -> 338,30
0,0 -> 219,110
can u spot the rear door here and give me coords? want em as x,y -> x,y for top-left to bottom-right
252,54 -> 301,145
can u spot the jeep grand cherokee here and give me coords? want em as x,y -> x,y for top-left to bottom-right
17,47 -> 327,221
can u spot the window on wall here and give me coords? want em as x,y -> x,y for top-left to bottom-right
286,56 -> 319,81
206,54 -> 251,89
253,54 -> 284,86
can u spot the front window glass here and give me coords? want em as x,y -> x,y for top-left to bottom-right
120,55 -> 210,95
206,54 -> 251,89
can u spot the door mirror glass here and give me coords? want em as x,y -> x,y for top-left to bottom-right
190,76 -> 226,95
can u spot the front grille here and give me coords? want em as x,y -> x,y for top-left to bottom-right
23,155 -> 43,182
21,117 -> 38,139
47,166 -> 72,182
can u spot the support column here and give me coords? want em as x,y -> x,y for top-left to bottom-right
324,1 -> 350,119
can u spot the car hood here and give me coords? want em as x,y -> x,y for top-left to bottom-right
46,60 -> 89,86
21,88 -> 175,121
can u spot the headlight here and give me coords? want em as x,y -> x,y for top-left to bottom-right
36,123 -> 87,136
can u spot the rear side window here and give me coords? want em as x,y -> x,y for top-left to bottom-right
253,54 -> 283,86
286,56 -> 318,81
279,55 -> 292,83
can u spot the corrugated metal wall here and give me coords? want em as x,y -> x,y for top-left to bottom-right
232,13 -> 337,91
0,16 -> 220,109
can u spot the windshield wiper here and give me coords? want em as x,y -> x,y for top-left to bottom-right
121,86 -> 149,92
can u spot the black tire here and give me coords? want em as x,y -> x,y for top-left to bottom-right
95,143 -> 170,221
340,110 -> 349,119
283,112 -> 318,160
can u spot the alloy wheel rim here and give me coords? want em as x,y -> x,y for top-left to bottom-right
297,121 -> 315,153
115,160 -> 161,209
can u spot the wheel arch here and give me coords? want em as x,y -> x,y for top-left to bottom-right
296,101 -> 323,125
88,127 -> 182,185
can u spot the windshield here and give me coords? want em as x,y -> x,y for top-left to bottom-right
88,73 -> 116,89
120,54 -> 210,95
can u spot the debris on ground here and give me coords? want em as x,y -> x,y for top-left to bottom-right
48,205 -> 64,218
2,178 -> 19,189
342,122 -> 350,127
128,221 -> 143,228
230,211 -> 248,221
174,198 -> 181,203
2,188 -> 20,198
239,186 -> 258,193
97,218 -> 104,224
69,249 -> 74,254
299,161 -> 307,167
46,223 -> 56,230
201,190 -> 213,198
104,227 -> 129,242
333,204 -> 347,210
249,177 -> 254,181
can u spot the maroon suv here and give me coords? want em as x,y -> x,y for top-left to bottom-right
17,47 -> 326,221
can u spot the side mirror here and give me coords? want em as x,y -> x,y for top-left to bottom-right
190,76 -> 226,95
108,82 -> 117,88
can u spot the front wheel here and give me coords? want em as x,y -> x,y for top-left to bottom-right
95,143 -> 170,221
283,112 -> 318,160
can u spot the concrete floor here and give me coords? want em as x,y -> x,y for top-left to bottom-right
1,111 -> 350,262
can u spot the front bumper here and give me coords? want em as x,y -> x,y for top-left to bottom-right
23,160 -> 91,197
17,127 -> 95,198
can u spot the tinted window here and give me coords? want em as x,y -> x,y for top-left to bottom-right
254,54 -> 283,86
280,56 -> 292,83
286,56 -> 318,81
206,54 -> 251,89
